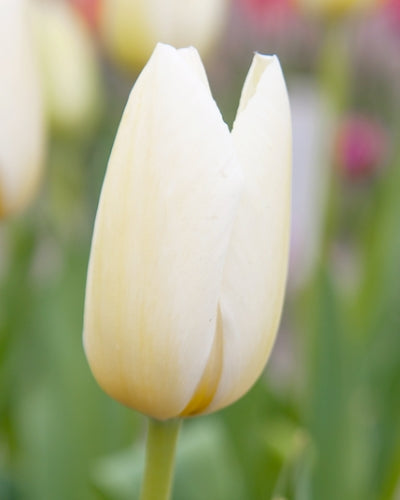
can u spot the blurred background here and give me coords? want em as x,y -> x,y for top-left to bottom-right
1,0 -> 400,498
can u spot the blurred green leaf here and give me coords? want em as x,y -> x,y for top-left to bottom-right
92,418 -> 245,500
304,270 -> 354,500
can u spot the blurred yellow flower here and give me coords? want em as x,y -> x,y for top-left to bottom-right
99,0 -> 229,70
296,0 -> 378,17
83,43 -> 292,420
0,0 -> 45,219
30,0 -> 101,134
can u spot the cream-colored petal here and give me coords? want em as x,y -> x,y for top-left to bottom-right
0,0 -> 45,218
177,47 -> 211,92
205,54 -> 292,413
83,44 -> 243,420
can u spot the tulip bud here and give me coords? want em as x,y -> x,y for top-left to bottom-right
99,0 -> 229,70
83,44 -> 291,420
30,0 -> 102,134
0,0 -> 45,219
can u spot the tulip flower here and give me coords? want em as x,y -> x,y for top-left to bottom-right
99,0 -> 229,70
84,42 -> 291,422
30,0 -> 101,134
0,0 -> 45,218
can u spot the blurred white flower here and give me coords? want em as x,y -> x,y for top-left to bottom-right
30,0 -> 102,133
0,0 -> 45,219
288,79 -> 331,291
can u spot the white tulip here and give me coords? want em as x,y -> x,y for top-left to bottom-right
83,44 -> 291,420
100,0 -> 229,69
0,0 -> 45,218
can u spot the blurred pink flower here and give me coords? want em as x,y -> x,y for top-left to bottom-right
236,0 -> 295,32
383,0 -> 400,34
335,115 -> 388,180
69,0 -> 101,31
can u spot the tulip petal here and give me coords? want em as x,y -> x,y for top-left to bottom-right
83,44 -> 243,420
177,47 -> 211,92
206,55 -> 292,413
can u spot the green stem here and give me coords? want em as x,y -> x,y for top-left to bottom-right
140,418 -> 181,500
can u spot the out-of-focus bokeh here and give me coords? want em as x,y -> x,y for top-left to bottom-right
1,0 -> 400,498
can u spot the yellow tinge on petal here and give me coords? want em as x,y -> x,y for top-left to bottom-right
180,308 -> 224,417
0,193 -> 5,220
